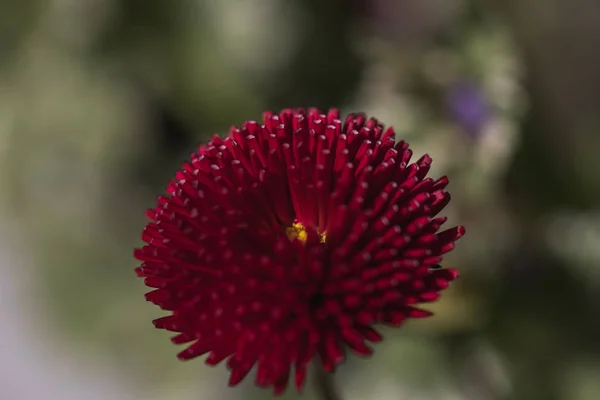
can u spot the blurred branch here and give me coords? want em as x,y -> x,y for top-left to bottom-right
263,0 -> 364,109
493,0 -> 600,210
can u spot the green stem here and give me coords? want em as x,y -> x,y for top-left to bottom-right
313,362 -> 343,400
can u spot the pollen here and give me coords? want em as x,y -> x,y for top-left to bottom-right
285,222 -> 326,244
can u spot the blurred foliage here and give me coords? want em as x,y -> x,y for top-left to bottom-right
1,0 -> 600,399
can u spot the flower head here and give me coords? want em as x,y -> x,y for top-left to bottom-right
135,108 -> 464,394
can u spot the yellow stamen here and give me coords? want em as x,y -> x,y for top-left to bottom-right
285,222 -> 326,244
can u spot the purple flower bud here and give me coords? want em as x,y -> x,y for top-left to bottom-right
447,81 -> 490,138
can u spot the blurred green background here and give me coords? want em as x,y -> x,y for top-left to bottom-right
1,0 -> 600,399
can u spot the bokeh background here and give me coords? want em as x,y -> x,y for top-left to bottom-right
1,0 -> 600,399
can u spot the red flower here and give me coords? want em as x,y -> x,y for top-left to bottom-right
135,108 -> 464,394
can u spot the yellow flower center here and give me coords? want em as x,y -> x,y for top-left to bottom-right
285,222 -> 326,244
